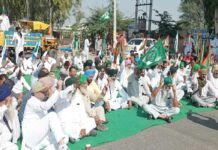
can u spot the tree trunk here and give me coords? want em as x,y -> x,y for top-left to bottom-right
215,8 -> 218,34
49,0 -> 53,34
26,0 -> 30,19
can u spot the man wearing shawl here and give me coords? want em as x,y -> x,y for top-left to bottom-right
191,65 -> 218,107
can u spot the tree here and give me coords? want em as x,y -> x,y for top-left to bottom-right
84,6 -> 133,43
2,0 -> 81,27
178,0 -> 205,30
179,0 -> 218,30
152,10 -> 179,37
203,0 -> 218,30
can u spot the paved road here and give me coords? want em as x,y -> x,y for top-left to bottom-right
93,110 -> 218,150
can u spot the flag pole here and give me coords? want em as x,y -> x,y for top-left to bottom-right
113,0 -> 117,48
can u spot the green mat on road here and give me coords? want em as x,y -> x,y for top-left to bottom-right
16,75 -> 215,150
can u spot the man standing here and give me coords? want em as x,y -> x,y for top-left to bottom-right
0,16 -> 7,31
13,27 -> 24,65
95,34 -> 102,56
83,37 -> 91,61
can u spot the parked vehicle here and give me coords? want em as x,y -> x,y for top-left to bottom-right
125,38 -> 157,56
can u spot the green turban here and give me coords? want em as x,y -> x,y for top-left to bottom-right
96,65 -> 104,71
164,77 -> 173,85
107,69 -> 118,77
169,67 -> 178,74
86,60 -> 93,67
50,67 -> 58,72
65,77 -> 77,87
200,64 -> 207,70
105,61 -> 112,67
193,64 -> 200,72
180,61 -> 185,68
80,74 -> 87,85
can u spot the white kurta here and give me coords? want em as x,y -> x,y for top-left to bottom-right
120,68 -> 133,89
107,80 -> 130,110
55,90 -> 96,140
144,89 -> 180,119
191,78 -> 217,107
44,57 -> 57,72
13,32 -> 25,64
0,105 -> 18,150
22,90 -> 69,149
74,55 -> 83,71
84,39 -> 91,61
12,76 -> 31,94
96,74 -> 108,91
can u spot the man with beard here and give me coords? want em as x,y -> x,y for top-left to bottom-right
54,76 -> 97,143
143,77 -> 181,123
208,64 -> 218,90
120,59 -> 133,91
160,60 -> 170,78
85,69 -> 111,112
127,67 -> 150,110
79,74 -> 108,131
106,69 -> 132,110
96,66 -> 108,91
191,65 -> 218,107
0,84 -> 19,150
22,78 -> 70,150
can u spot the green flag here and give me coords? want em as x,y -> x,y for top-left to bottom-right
140,40 -> 166,68
100,10 -> 110,22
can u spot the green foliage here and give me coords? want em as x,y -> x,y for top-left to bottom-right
152,10 -> 179,37
179,0 -> 218,30
85,7 -> 133,38
2,0 -> 81,25
179,0 -> 205,30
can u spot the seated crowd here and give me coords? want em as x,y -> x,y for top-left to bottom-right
0,49 -> 218,150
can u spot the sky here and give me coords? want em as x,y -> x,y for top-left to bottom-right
64,0 -> 182,29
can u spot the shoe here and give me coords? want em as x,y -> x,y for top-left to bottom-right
69,137 -> 76,144
89,129 -> 97,136
187,110 -> 192,116
193,102 -> 200,107
147,114 -> 153,120
164,117 -> 171,123
97,124 -> 108,131
58,144 -> 69,150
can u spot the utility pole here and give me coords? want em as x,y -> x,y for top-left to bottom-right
135,0 -> 139,32
113,0 -> 117,48
135,0 -> 153,36
148,0 -> 153,36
